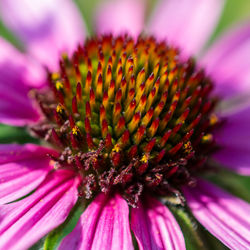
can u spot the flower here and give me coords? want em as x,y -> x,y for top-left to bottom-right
0,0 -> 250,249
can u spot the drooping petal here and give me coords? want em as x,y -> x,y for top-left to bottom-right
0,0 -> 86,71
148,0 -> 225,56
201,23 -> 250,99
183,179 -> 250,250
0,38 -> 45,126
95,0 -> 145,37
59,193 -> 133,250
0,169 -> 79,250
213,105 -> 250,175
131,196 -> 185,250
0,143 -> 58,204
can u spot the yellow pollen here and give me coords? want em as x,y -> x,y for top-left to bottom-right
210,114 -> 218,126
56,104 -> 64,113
72,126 -> 79,135
141,154 -> 149,163
184,141 -> 192,154
202,134 -> 213,143
112,144 -> 120,153
56,81 -> 63,90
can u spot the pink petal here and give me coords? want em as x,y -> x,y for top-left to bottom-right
0,38 -> 46,126
0,169 -> 79,250
201,23 -> 250,99
183,179 -> 250,250
213,105 -> 250,175
0,144 -> 58,204
131,196 -> 185,250
59,193 -> 133,250
148,0 -> 225,57
0,0 -> 86,71
0,143 -> 58,164
95,0 -> 145,37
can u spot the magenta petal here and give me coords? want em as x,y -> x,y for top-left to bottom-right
213,105 -> 250,175
59,193 -> 133,250
0,170 -> 79,250
95,0 -> 145,37
183,179 -> 250,250
0,143 -> 58,164
0,38 -> 46,126
201,23 -> 250,99
0,0 -> 86,71
0,37 -> 46,88
131,196 -> 185,250
0,144 -> 58,204
148,0 -> 224,57
214,147 -> 250,175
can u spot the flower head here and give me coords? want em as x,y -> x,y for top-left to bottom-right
32,35 -> 218,208
0,0 -> 250,249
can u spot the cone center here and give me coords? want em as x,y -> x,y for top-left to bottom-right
31,35 -> 218,207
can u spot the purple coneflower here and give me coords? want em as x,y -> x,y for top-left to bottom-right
0,0 -> 250,249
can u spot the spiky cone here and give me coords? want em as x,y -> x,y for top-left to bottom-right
33,35 -> 218,207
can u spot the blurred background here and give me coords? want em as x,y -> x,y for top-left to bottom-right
0,0 -> 250,49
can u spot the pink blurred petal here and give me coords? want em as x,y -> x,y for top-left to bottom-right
0,170 -> 79,250
0,0 -> 86,71
0,38 -> 46,88
59,193 -> 133,250
148,0 -> 225,57
95,0 -> 145,37
0,38 -> 46,126
183,179 -> 250,250
213,105 -> 250,175
214,147 -> 250,175
0,143 -> 58,204
201,23 -> 250,99
131,196 -> 185,250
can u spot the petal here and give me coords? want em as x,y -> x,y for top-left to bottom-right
148,0 -> 225,57
0,38 -> 45,126
95,0 -> 145,37
0,169 -> 79,250
0,38 -> 46,88
59,193 -> 133,250
0,143 -> 58,164
131,196 -> 185,250
0,143 -> 58,204
183,179 -> 250,250
201,23 -> 250,99
213,105 -> 250,175
0,0 -> 86,71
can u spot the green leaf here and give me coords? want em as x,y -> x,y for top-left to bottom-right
170,206 -> 205,250
44,200 -> 85,250
0,124 -> 39,144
